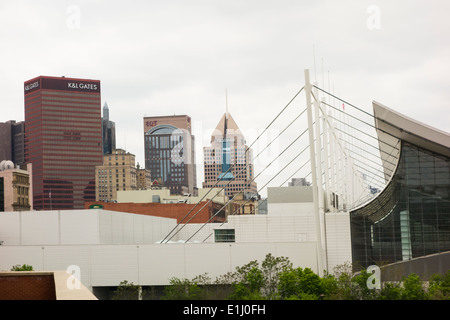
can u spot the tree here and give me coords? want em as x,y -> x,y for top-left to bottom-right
325,262 -> 356,300
278,267 -> 324,300
228,254 -> 292,300
379,282 -> 403,300
112,280 -> 141,300
401,273 -> 428,300
429,270 -> 450,300
159,256 -> 450,300
11,264 -> 33,271
228,262 -> 265,300
260,253 -> 292,299
162,277 -> 205,300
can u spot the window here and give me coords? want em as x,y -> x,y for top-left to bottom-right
214,229 -> 235,243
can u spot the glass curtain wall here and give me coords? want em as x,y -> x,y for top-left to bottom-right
350,142 -> 450,269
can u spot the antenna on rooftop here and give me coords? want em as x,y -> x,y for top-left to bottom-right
225,88 -> 229,119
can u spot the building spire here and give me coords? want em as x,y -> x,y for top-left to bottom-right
225,89 -> 229,119
103,102 -> 109,121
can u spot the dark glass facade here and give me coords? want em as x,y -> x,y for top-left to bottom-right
144,124 -> 196,195
0,121 -> 25,165
350,141 -> 450,269
102,103 -> 116,155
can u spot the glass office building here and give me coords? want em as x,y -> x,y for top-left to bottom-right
143,115 -> 197,195
24,76 -> 103,210
350,102 -> 450,269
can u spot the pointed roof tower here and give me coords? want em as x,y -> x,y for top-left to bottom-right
211,90 -> 244,143
103,102 -> 109,121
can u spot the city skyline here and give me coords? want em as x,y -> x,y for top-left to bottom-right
1,2 -> 449,196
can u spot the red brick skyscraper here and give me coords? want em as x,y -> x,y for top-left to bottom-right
24,76 -> 103,210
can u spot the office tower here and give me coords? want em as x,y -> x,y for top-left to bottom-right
203,112 -> 257,199
0,120 -> 25,165
95,148 -> 141,202
102,102 -> 116,155
24,76 -> 102,210
144,115 -> 197,195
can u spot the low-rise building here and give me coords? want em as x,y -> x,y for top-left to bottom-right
0,161 -> 32,211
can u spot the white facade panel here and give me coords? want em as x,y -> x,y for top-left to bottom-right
132,214 -> 144,244
148,217 -> 177,243
98,211 -> 113,243
184,243 -> 231,280
325,212 -> 352,272
111,212 -> 125,243
268,202 -> 314,215
21,211 -> 59,245
273,242 -> 317,270
0,242 -> 317,288
41,246 -> 92,288
229,242 -> 278,269
60,211 -> 99,244
138,245 -> 185,285
122,213 -> 135,244
0,246 -> 44,271
90,245 -> 139,286
0,212 -> 20,245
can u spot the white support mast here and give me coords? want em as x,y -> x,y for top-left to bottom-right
304,69 -> 324,277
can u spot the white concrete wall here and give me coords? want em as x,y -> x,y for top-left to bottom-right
325,212 -> 352,272
0,210 -> 177,246
172,205 -> 351,271
0,204 -> 351,289
0,242 -> 317,288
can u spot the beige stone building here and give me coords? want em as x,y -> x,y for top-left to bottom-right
95,149 -> 150,202
0,161 -> 33,211
136,164 -> 151,190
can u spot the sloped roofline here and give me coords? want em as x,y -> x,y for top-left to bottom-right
373,101 -> 450,158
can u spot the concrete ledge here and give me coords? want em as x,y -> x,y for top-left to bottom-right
0,271 -> 97,300
53,270 -> 97,300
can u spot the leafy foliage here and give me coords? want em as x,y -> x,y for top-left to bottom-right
146,254 -> 450,300
11,264 -> 33,271
112,280 -> 141,300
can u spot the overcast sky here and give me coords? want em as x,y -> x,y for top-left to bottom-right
1,1 -> 449,194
